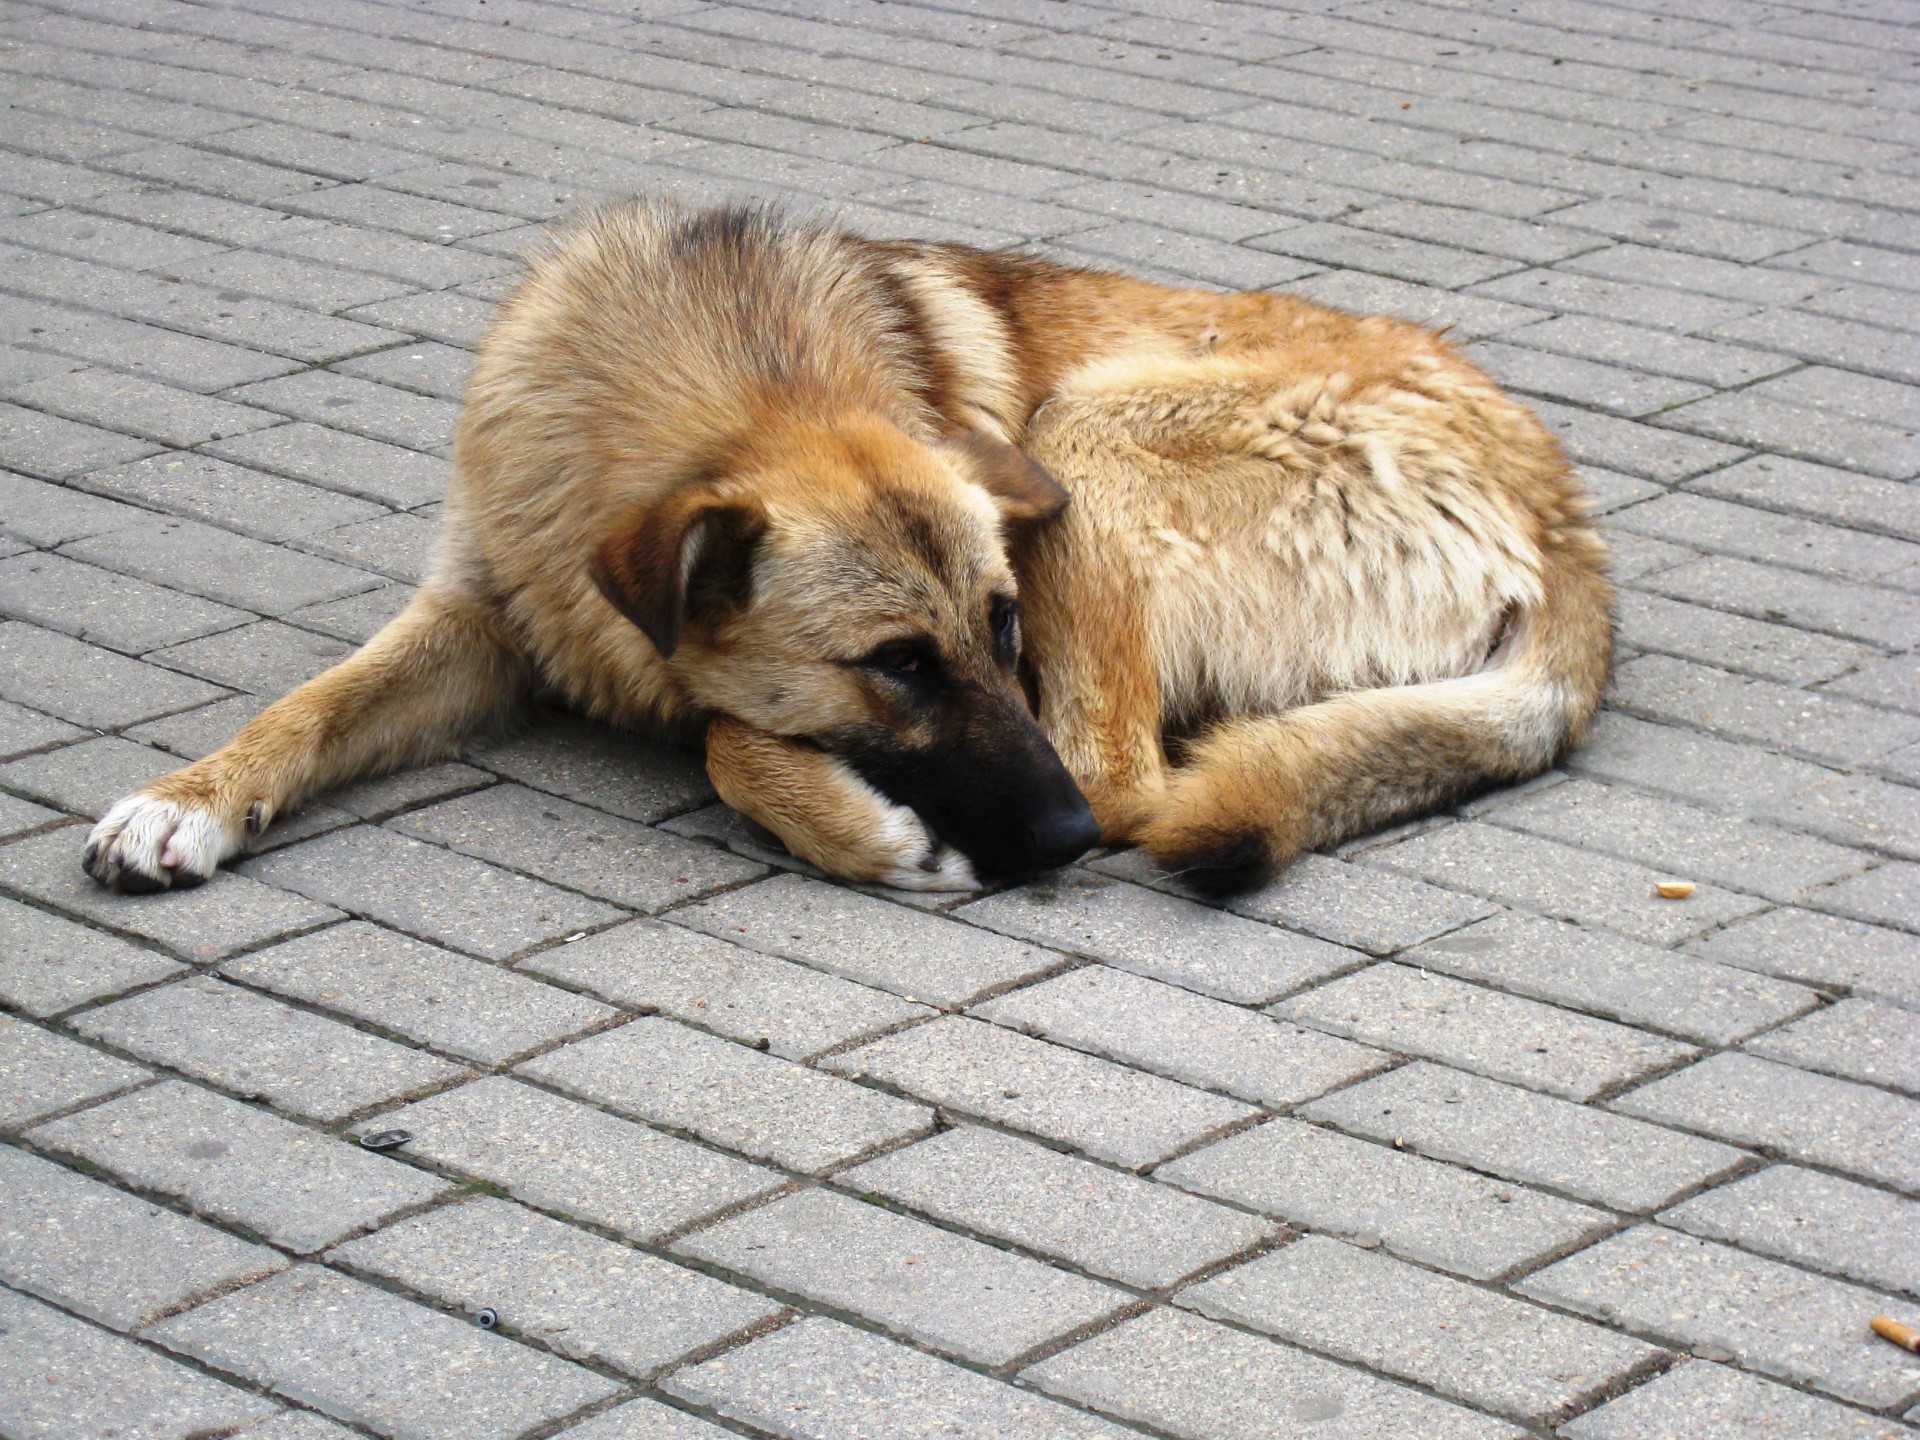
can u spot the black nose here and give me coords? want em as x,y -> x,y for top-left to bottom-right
1028,802 -> 1101,869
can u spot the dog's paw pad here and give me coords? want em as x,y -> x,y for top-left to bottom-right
83,794 -> 236,893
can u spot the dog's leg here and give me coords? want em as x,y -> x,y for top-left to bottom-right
705,716 -> 978,891
85,586 -> 524,891
1020,531 -> 1169,845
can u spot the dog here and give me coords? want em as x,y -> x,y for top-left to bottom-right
83,197 -> 1612,898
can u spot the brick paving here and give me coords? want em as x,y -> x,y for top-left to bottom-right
0,0 -> 1916,1436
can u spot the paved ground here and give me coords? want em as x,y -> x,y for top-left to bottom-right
0,0 -> 1916,1436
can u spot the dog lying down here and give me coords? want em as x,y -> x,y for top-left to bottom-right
85,198 -> 1611,898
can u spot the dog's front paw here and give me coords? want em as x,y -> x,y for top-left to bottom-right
863,798 -> 980,892
83,792 -> 242,893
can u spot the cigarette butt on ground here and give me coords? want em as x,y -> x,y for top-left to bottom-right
1654,880 -> 1696,899
1870,1317 -> 1920,1353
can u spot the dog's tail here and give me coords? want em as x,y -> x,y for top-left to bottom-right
1137,520 -> 1613,896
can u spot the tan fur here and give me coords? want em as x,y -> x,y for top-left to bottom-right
85,197 -> 1612,898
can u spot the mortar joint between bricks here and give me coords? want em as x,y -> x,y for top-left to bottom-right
0,1282 -> 297,1418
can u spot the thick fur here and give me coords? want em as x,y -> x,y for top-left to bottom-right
84,197 -> 1611,898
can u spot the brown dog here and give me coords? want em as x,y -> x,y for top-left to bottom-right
84,198 -> 1611,897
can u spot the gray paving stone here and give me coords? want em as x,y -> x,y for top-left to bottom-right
1561,1359 -> 1917,1440
1411,911 -> 1817,1046
1518,1226 -> 1920,1409
665,1314 -> 1136,1439
1615,1054 -> 1920,1193
1025,1306 -> 1525,1440
1525,399 -> 1748,483
347,287 -> 499,347
1496,312 -> 1795,387
288,581 -> 415,644
61,515 -> 380,617
151,620 -> 354,696
1598,528 -> 1697,583
1348,199 -> 1597,264
241,825 -> 624,962
1185,1235 -> 1663,1423
1472,340 -> 1713,417
675,1186 -> 1129,1366
1365,819 -> 1767,945
0,789 -> 60,839
522,1016 -> 932,1174
1807,860 -> 1920,933
392,783 -> 762,913
842,1124 -> 1273,1290
0,206 -> 226,271
0,826 -> 342,963
295,509 -> 439,583
466,714 -> 714,822
1301,1061 -> 1745,1213
147,1265 -> 623,1440
1286,268 -> 1545,340
1778,774 -> 1920,861
0,892 -> 185,1016
0,551 -> 251,653
1551,199 -> 1812,263
1824,653 -> 1920,714
1872,744 -> 1920,792
1615,588 -> 1883,687
171,247 -> 414,313
28,310 -> 302,395
0,620 -> 226,729
1163,1116 -> 1612,1281
678,873 -> 1067,1008
1579,466 -> 1664,516
1565,711 -> 1834,812
0,697 -> 86,759
1250,221 -> 1514,288
1281,962 -> 1697,1102
1749,364 -> 1920,442
1648,554 -> 1920,650
331,1196 -> 782,1379
224,921 -> 615,1066
371,1076 -> 783,1242
0,1287 -> 279,1440
1174,849 -> 1497,955
521,916 -> 929,1061
0,734 -> 184,819
206,421 -> 449,509
1746,998 -> 1920,1093
0,1142 -> 286,1330
955,870 -> 1362,1004
1664,1163 -> 1920,1301
0,1013 -> 149,1130
125,693 -> 267,761
1659,390 -> 1920,480
6,366 -> 281,448
1471,266 -> 1765,336
1688,454 -> 1920,545
1692,906 -> 1920,1009
73,974 -> 466,1121
824,1016 -> 1257,1169
0,399 -> 159,478
976,965 -> 1391,1108
555,1401 -> 735,1440
30,1079 -> 454,1253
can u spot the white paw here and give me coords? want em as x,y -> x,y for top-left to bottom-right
83,793 -> 240,893
868,800 -> 980,893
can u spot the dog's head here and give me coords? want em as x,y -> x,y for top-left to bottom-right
591,412 -> 1099,878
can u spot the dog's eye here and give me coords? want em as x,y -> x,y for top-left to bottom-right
991,596 -> 1019,655
868,643 -> 936,679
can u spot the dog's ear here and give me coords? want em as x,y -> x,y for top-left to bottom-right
591,488 -> 766,659
949,430 -> 1070,527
